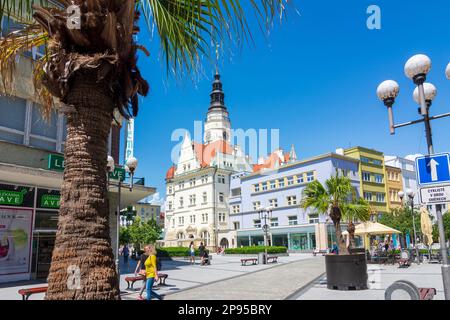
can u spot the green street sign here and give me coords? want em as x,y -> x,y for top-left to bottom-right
48,154 -> 125,182
109,167 -> 126,182
0,189 -> 27,206
40,194 -> 60,208
48,154 -> 65,171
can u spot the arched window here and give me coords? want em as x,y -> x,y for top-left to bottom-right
201,231 -> 210,246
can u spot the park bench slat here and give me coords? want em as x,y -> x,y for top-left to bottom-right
18,286 -> 48,300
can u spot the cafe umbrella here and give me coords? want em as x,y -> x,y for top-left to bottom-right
420,207 -> 434,247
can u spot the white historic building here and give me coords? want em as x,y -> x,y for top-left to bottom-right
164,73 -> 252,250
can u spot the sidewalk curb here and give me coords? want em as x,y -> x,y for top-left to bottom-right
284,272 -> 326,300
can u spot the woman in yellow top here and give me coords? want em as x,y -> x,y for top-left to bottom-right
144,245 -> 163,300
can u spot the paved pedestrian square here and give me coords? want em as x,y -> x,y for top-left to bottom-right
296,263 -> 445,300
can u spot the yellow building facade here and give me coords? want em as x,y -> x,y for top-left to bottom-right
344,147 -> 388,219
384,165 -> 403,210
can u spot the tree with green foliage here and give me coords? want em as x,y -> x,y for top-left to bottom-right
128,216 -> 161,251
119,226 -> 131,246
432,212 -> 450,243
379,207 -> 419,238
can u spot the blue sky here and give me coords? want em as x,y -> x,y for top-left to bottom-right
125,0 -> 450,198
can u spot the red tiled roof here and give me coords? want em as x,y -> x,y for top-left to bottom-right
166,166 -> 176,180
253,151 -> 288,173
165,140 -> 234,179
193,140 -> 234,167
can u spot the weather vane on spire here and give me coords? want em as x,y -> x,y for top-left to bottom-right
215,43 -> 220,73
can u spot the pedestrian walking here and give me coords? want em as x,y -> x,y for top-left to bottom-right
144,245 -> 164,300
189,241 -> 195,265
134,245 -> 149,300
123,244 -> 129,264
198,242 -> 205,265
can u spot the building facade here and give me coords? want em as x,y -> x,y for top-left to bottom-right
341,147 -> 388,219
228,153 -> 361,251
384,165 -> 403,210
164,73 -> 252,250
134,203 -> 163,227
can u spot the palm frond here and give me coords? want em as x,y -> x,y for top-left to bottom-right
0,0 -> 63,25
300,180 -> 330,215
342,198 -> 370,223
0,22 -> 48,89
138,0 -> 287,73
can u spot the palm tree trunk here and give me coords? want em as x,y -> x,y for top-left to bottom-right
45,73 -> 120,300
334,220 -> 349,255
330,206 -> 349,255
347,221 -> 356,251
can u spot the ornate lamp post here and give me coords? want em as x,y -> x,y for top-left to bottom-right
377,54 -> 450,299
257,206 -> 273,264
107,155 -> 138,276
398,190 -> 420,263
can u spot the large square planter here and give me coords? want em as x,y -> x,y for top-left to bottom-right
325,253 -> 368,290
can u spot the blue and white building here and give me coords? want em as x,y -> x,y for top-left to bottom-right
228,152 -> 361,251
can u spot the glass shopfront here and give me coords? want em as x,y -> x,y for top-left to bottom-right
0,182 -> 60,282
237,225 -> 317,251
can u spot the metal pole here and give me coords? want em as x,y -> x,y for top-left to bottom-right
116,181 -> 121,275
411,199 -> 419,264
421,104 -> 450,298
420,96 -> 449,299
436,204 -> 450,299
423,107 -> 434,155
417,83 -> 428,116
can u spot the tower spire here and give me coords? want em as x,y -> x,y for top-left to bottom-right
209,68 -> 226,110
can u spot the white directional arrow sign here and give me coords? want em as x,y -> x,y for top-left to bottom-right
428,158 -> 439,182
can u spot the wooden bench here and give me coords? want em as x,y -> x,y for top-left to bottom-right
18,286 -> 48,300
241,258 -> 257,266
125,273 -> 169,290
419,288 -> 436,300
267,256 -> 278,263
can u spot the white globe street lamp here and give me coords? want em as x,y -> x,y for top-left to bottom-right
377,80 -> 400,134
404,54 -> 432,80
446,62 -> 450,80
125,156 -> 138,191
405,54 -> 432,115
107,156 -> 115,173
413,82 -> 437,106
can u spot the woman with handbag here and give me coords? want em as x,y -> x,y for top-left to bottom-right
134,245 -> 149,300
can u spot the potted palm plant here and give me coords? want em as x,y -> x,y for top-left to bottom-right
301,173 -> 370,290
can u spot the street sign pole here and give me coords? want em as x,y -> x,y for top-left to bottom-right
416,147 -> 450,299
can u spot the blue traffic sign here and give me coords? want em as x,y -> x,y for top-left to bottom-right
415,153 -> 450,186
